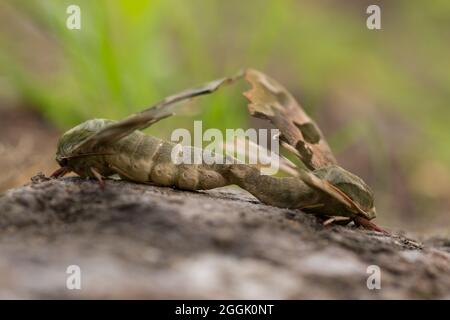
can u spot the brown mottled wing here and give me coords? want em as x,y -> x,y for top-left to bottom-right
243,69 -> 336,170
243,69 -> 372,219
276,140 -> 368,217
297,168 -> 371,218
72,72 -> 243,152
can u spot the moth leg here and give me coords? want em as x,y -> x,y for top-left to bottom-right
323,216 -> 351,226
90,167 -> 105,189
50,166 -> 71,179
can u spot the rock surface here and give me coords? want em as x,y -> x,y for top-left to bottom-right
0,175 -> 449,299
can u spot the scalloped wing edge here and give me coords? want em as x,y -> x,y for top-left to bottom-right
243,68 -> 337,170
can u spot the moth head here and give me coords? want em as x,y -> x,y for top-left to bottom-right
55,119 -> 114,167
313,165 -> 376,219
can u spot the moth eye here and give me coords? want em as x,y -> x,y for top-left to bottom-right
57,158 -> 68,167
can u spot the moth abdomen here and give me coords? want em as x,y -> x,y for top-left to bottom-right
105,133 -> 226,190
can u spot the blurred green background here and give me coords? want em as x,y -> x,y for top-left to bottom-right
0,0 -> 449,233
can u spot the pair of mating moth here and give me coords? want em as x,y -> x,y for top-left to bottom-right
51,69 -> 384,232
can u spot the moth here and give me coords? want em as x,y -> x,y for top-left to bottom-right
51,69 -> 384,232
